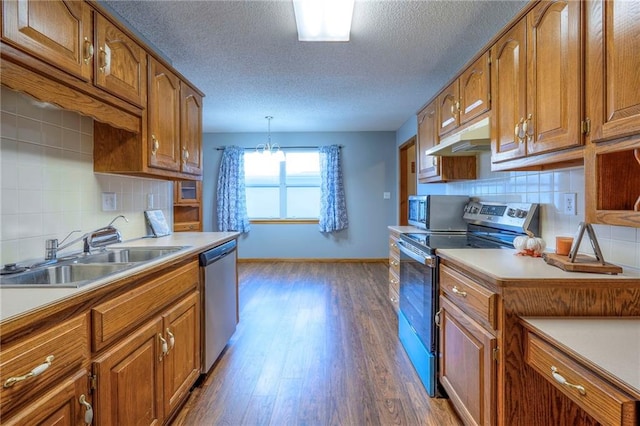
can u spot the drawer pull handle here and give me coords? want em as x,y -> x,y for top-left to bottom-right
166,328 -> 175,352
435,309 -> 441,327
151,135 -> 160,156
551,366 -> 586,395
390,260 -> 398,267
3,355 -> 54,388
83,37 -> 94,64
158,333 -> 169,361
79,394 -> 94,425
452,286 -> 467,297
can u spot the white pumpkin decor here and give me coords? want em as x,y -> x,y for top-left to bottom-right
513,231 -> 546,257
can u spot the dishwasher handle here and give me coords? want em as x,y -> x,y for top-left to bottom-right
199,239 -> 237,266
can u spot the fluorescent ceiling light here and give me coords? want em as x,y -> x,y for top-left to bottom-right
293,0 -> 355,42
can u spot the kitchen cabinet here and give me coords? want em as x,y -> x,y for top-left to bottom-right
174,181 -> 202,232
388,230 -> 401,312
93,318 -> 165,425
438,52 -> 491,137
91,261 -> 200,425
1,0 -> 204,181
438,265 -> 497,426
2,370 -> 93,426
437,249 -> 640,425
95,292 -> 200,425
523,322 -> 639,426
94,12 -> 147,107
491,0 -> 583,171
1,1 -> 146,108
0,314 -> 90,420
417,102 -> 476,183
1,0 -> 93,82
584,0 -> 640,228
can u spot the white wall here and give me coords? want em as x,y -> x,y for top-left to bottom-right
202,131 -> 397,259
0,88 -> 173,265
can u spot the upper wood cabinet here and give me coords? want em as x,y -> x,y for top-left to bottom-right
148,58 -> 182,172
438,52 -> 491,137
1,0 -> 93,81
491,0 -> 583,170
180,82 -> 204,175
417,101 -> 477,183
147,58 -> 203,177
94,13 -> 147,107
584,0 -> 640,228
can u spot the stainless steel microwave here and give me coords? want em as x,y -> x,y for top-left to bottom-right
407,195 -> 469,231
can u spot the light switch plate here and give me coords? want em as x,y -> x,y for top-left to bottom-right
102,192 -> 117,211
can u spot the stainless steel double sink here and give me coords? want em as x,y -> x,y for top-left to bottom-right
0,246 -> 186,288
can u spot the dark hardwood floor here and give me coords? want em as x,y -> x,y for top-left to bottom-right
172,262 -> 462,425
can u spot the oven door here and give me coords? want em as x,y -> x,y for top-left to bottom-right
397,241 -> 437,352
397,239 -> 441,397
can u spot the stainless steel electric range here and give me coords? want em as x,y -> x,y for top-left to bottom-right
396,200 -> 539,397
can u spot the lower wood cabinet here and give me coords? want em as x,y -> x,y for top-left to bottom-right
388,231 -> 401,311
93,290 -> 201,426
2,370 -> 92,426
439,296 -> 497,426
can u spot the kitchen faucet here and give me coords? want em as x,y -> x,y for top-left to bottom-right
44,215 -> 129,261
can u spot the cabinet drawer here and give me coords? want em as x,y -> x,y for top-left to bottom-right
440,265 -> 497,329
174,221 -> 201,232
389,236 -> 400,254
0,314 -> 89,416
92,261 -> 199,351
525,332 -> 638,426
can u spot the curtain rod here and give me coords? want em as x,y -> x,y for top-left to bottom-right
215,145 -> 343,151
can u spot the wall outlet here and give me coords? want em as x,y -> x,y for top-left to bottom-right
102,192 -> 117,211
563,193 -> 577,215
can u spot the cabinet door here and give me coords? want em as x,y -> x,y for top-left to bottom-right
439,297 -> 496,426
491,19 -> 527,163
1,0 -> 92,81
162,292 -> 201,417
417,102 -> 440,181
94,13 -> 146,107
586,0 -> 640,142
2,370 -> 91,426
526,0 -> 582,155
459,52 -> 491,125
438,81 -> 460,136
94,319 -> 164,426
148,58 -> 181,172
180,83 -> 203,175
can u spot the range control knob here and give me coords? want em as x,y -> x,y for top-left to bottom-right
507,208 -> 516,217
516,209 -> 528,218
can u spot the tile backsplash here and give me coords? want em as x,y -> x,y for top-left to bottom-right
443,153 -> 640,269
0,87 -> 172,265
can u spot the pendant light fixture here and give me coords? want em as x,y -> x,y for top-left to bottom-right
256,116 -> 285,162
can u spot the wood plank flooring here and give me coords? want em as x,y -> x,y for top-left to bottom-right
172,262 -> 462,426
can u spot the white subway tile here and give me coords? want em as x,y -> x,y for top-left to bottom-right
61,110 -> 81,130
1,86 -> 18,113
16,116 -> 41,144
41,106 -> 63,126
0,239 -> 20,265
62,128 -> 82,152
16,94 -> 42,120
18,141 -> 43,165
608,240 -> 638,268
1,112 -> 18,140
1,189 -> 19,215
41,123 -> 63,148
610,225 -> 637,242
17,164 -> 44,190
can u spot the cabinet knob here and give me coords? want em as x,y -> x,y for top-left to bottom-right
83,37 -> 94,64
3,355 -> 54,388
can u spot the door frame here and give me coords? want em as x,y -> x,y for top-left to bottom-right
398,136 -> 416,226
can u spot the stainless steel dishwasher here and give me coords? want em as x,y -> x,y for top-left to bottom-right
199,239 -> 237,373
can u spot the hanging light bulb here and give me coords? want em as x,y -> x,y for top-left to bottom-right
256,116 -> 285,162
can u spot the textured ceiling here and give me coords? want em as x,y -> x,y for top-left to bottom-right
101,0 -> 528,133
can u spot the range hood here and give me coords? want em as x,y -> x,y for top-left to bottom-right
424,117 -> 491,156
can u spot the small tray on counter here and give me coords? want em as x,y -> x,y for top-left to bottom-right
542,253 -> 623,274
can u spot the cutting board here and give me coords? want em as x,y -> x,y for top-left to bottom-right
543,253 -> 623,274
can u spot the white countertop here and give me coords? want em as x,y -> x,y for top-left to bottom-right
0,232 -> 239,323
521,317 -> 640,393
437,248 -> 640,282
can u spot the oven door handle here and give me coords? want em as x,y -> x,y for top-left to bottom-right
397,240 -> 435,267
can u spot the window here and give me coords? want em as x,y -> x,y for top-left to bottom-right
245,150 -> 321,220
